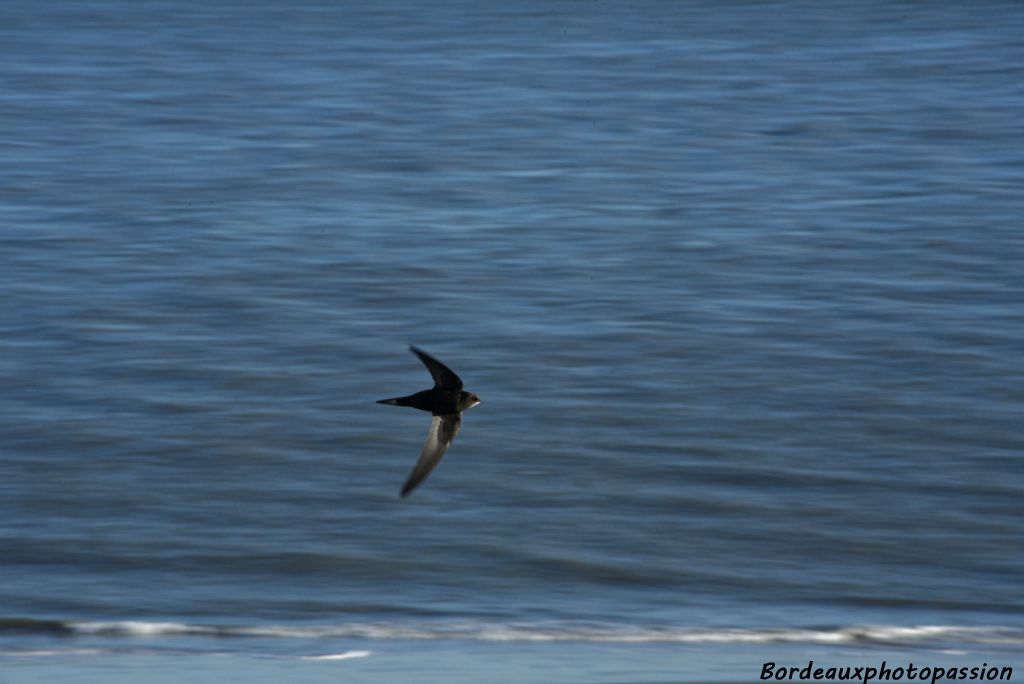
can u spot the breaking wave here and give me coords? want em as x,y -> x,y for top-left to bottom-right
2,618 -> 1021,647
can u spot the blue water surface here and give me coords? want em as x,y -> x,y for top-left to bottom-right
1,1 -> 1022,681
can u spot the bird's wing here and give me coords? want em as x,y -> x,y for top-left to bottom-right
410,346 -> 463,390
400,413 -> 461,497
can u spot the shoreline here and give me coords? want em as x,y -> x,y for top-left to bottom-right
3,637 -> 1021,684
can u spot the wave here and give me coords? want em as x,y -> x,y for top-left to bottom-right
300,651 -> 373,661
2,618 -> 1021,647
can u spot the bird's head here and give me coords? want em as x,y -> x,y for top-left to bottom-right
459,391 -> 481,411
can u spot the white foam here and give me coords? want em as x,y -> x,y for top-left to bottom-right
0,649 -> 105,657
300,650 -> 372,661
63,621 -> 1022,646
74,621 -> 214,636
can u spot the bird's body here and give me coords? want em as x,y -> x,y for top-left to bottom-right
377,387 -> 477,415
377,346 -> 480,497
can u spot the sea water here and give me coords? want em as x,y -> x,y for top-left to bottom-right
1,1 -> 1022,682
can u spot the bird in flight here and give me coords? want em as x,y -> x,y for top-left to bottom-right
377,346 -> 481,497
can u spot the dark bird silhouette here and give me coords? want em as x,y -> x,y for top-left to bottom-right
377,346 -> 480,497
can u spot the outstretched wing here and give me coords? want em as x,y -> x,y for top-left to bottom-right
400,414 -> 461,497
410,346 -> 463,390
